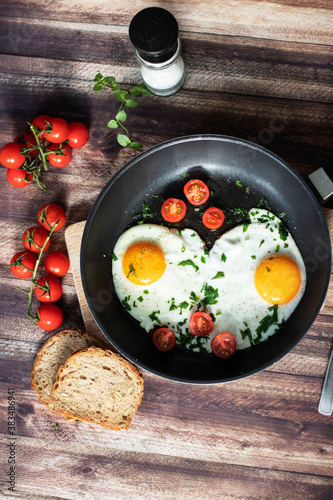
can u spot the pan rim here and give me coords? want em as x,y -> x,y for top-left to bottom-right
80,134 -> 332,383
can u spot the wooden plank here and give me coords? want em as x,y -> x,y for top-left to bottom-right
1,0 -> 333,44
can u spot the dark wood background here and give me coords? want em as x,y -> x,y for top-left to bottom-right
0,1 -> 332,498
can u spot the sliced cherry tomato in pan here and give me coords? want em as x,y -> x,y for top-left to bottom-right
184,179 -> 210,205
189,312 -> 214,337
161,198 -> 187,223
153,328 -> 176,351
202,207 -> 225,230
211,332 -> 236,359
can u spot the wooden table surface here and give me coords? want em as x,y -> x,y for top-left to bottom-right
1,1 -> 333,498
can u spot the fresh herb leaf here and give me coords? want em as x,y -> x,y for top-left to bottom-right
121,296 -> 132,311
201,283 -> 219,309
178,259 -> 199,272
255,304 -> 279,339
112,252 -> 118,261
278,221 -> 289,241
149,310 -> 161,323
221,253 -> 227,262
236,179 -> 243,188
211,271 -> 225,279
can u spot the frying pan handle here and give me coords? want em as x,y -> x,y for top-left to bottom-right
307,165 -> 333,203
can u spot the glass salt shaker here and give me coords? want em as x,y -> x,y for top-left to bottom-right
129,7 -> 186,97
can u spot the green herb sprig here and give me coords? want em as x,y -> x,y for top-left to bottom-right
93,73 -> 151,149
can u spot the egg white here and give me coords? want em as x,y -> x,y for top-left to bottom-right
112,209 -> 306,353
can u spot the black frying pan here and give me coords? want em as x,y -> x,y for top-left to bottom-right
81,135 -> 331,383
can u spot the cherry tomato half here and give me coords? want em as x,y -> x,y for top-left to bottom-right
22,226 -> 50,254
47,143 -> 72,168
211,332 -> 236,359
7,168 -> 33,188
153,328 -> 176,352
31,115 -> 52,140
45,117 -> 70,143
67,122 -> 89,149
183,179 -> 210,205
35,275 -> 63,303
10,251 -> 37,279
189,312 -> 214,337
0,142 -> 26,169
202,207 -> 225,230
161,198 -> 187,223
37,303 -> 63,331
37,203 -> 66,232
44,251 -> 70,277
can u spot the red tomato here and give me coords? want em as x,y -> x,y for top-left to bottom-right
14,133 -> 38,158
47,143 -> 72,168
153,328 -> 176,351
189,312 -> 214,336
0,142 -> 26,169
37,203 -> 66,232
44,251 -> 70,277
7,168 -> 33,188
10,251 -> 37,279
22,226 -> 50,254
161,198 -> 187,223
184,179 -> 210,205
31,115 -> 52,140
45,117 -> 70,143
202,207 -> 225,230
68,122 -> 89,149
35,275 -> 63,303
37,303 -> 63,330
211,332 -> 236,359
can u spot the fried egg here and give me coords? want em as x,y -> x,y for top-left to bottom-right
112,209 -> 306,353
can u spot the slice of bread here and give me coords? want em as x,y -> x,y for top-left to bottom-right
48,347 -> 144,430
31,329 -> 103,406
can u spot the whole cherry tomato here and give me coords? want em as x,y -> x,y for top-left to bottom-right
211,332 -> 236,359
14,133 -> 38,158
45,117 -> 70,143
31,115 -> 52,140
153,328 -> 176,351
37,303 -> 63,330
0,142 -> 26,169
67,122 -> 89,149
35,275 -> 63,303
10,251 -> 37,279
7,168 -> 33,188
47,143 -> 72,168
44,251 -> 70,277
22,226 -> 50,254
37,204 -> 66,232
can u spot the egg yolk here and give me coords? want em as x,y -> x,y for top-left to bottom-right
254,255 -> 301,305
122,241 -> 166,285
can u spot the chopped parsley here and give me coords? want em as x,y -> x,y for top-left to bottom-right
251,255 -> 256,260
236,179 -> 243,188
278,221 -> 289,241
243,223 -> 250,233
201,283 -> 219,309
201,256 -> 206,263
255,304 -> 279,340
211,271 -> 225,279
259,239 -> 265,247
178,259 -> 199,272
257,197 -> 271,211
221,253 -> 227,262
112,252 -> 118,261
137,296 -> 144,302
149,310 -> 160,323
127,263 -> 136,278
143,290 -> 149,294
121,296 -> 132,311
180,172 -> 190,178
141,201 -> 153,219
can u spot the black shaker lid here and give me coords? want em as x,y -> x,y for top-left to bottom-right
129,7 -> 179,64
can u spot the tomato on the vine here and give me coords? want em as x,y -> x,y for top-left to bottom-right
14,134 -> 38,158
36,303 -> 63,330
31,115 -> 52,140
0,142 -> 26,169
67,122 -> 89,149
189,312 -> 214,336
161,198 -> 187,223
153,328 -> 176,351
35,275 -> 63,303
37,204 -> 66,232
7,168 -> 33,188
44,251 -> 70,277
22,226 -> 50,254
45,117 -> 70,143
10,251 -> 37,279
211,332 -> 236,359
47,143 -> 72,168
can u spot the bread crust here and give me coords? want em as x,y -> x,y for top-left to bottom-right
48,347 -> 144,431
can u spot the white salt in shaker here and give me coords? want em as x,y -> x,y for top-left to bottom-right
129,7 -> 186,97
